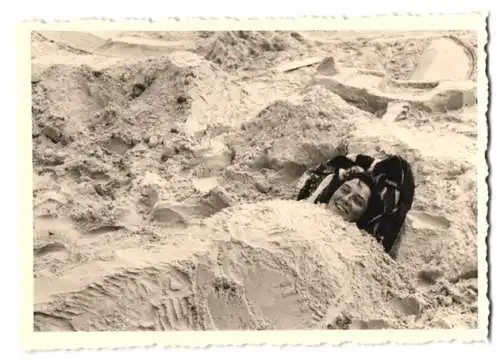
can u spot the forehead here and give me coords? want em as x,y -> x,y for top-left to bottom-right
342,178 -> 371,195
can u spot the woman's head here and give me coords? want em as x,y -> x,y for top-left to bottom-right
327,177 -> 371,222
317,171 -> 384,226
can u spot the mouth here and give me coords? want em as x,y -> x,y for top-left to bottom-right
334,201 -> 349,215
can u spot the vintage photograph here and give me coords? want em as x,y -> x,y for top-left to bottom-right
27,17 -> 487,339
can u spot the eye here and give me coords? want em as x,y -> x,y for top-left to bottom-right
353,196 -> 365,206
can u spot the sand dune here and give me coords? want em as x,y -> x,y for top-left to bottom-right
31,30 -> 479,331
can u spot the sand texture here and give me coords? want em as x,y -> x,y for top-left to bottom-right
31,30 -> 480,331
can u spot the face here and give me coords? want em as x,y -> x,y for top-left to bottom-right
327,178 -> 371,222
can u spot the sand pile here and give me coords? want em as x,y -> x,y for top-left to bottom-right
205,31 -> 308,70
31,49 -> 260,233
214,86 -> 372,202
32,47 -> 264,139
31,30 -> 480,331
35,200 -> 427,331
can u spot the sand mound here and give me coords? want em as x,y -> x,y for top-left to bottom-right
32,50 -> 260,141
203,86 -> 369,203
230,87 -> 366,168
205,31 -> 308,70
31,49 -> 260,235
34,200 -> 425,331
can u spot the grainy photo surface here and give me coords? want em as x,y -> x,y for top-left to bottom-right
20,14 -> 489,349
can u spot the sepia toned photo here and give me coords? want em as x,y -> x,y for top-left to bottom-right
19,14 -> 488,349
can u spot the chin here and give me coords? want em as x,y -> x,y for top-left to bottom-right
340,211 -> 357,222
337,211 -> 350,221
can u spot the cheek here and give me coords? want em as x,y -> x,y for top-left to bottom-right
349,206 -> 361,216
350,203 -> 368,218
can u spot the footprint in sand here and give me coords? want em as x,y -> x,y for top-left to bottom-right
407,211 -> 452,230
389,295 -> 423,318
101,135 -> 135,155
34,242 -> 68,257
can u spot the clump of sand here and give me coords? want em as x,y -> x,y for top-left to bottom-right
31,30 -> 480,331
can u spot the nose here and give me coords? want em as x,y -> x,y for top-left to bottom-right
339,193 -> 352,207
340,192 -> 352,203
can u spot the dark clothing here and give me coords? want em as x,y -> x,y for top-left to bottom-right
296,155 -> 359,202
367,155 -> 415,252
296,154 -> 415,254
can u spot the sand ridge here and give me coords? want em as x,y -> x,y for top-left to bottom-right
31,30 -> 479,331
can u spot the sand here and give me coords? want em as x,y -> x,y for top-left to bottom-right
31,30 -> 479,331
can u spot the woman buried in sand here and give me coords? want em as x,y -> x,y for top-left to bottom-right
296,153 -> 415,255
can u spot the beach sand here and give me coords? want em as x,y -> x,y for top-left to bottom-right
31,30 -> 480,331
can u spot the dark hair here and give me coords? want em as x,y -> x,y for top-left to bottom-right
315,171 -> 384,230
